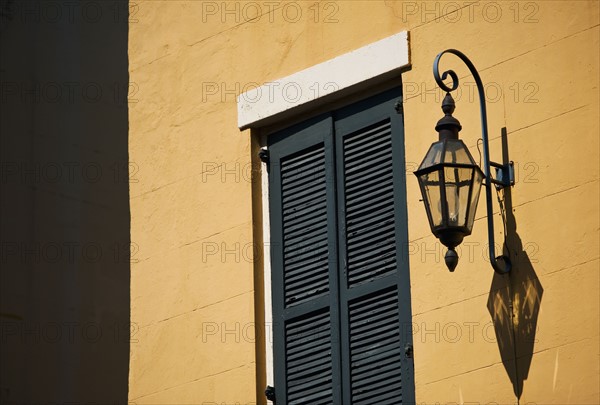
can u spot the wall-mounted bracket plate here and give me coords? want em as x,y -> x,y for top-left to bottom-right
490,161 -> 515,190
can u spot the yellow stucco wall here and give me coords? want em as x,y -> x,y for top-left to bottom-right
129,1 -> 599,404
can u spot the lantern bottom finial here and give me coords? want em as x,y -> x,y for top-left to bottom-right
445,248 -> 459,272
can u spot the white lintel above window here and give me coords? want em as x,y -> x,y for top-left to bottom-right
237,31 -> 410,130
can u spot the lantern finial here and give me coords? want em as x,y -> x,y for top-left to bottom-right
441,92 -> 455,115
435,93 -> 462,141
444,248 -> 459,272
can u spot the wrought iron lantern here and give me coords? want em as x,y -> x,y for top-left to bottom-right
415,49 -> 515,273
415,93 -> 484,271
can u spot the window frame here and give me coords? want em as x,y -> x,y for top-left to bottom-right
240,31 -> 412,404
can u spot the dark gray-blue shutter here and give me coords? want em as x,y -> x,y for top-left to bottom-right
335,88 -> 415,404
268,114 -> 342,405
268,87 -> 414,404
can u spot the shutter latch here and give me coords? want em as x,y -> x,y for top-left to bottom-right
404,342 -> 413,358
265,385 -> 276,403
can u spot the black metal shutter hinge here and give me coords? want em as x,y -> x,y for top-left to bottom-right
394,99 -> 404,115
404,342 -> 413,358
258,148 -> 269,163
265,385 -> 276,403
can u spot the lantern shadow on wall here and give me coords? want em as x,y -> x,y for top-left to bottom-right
487,128 -> 543,400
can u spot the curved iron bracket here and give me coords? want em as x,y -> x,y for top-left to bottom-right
433,49 -> 514,274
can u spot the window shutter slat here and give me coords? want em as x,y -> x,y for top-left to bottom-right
280,144 -> 330,306
343,119 -> 397,287
349,289 -> 403,404
286,310 -> 334,405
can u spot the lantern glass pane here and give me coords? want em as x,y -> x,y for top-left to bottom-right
419,170 -> 443,227
418,142 -> 444,170
444,139 -> 474,164
466,169 -> 484,230
444,167 -> 474,227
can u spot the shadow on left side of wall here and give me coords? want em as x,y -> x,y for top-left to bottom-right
1,1 -> 130,403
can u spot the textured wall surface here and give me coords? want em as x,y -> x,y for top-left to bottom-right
128,1 -> 599,404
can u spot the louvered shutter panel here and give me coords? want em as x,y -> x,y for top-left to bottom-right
348,288 -> 404,404
267,87 -> 414,404
335,88 -> 415,404
268,115 -> 342,405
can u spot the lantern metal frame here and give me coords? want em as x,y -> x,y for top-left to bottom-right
419,49 -> 515,274
415,136 -> 484,250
